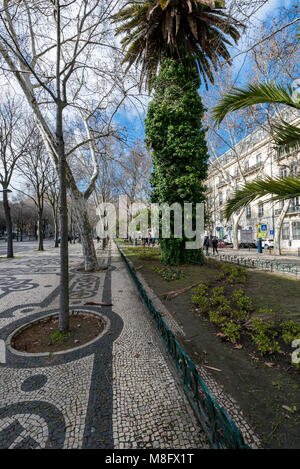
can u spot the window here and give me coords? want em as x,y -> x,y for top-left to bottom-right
291,162 -> 298,175
246,205 -> 251,219
226,189 -> 231,200
279,166 -> 287,178
234,167 -> 238,177
282,223 -> 290,240
244,161 -> 249,171
220,211 -> 224,222
256,153 -> 261,164
219,192 -> 223,205
290,197 -> 299,212
258,203 -> 264,217
292,222 -> 300,240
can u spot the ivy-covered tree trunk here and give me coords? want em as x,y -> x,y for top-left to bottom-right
145,57 -> 209,265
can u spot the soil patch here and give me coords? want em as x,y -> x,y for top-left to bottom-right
122,246 -> 300,449
12,312 -> 105,353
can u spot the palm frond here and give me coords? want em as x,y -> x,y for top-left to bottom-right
272,120 -> 300,156
213,82 -> 300,125
224,175 -> 300,219
112,0 -> 243,91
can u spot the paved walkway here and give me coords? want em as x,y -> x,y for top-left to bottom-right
0,243 -> 209,449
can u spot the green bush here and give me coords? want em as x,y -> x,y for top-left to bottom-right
208,310 -> 227,327
280,320 -> 300,345
250,318 -> 281,355
211,286 -> 231,313
231,309 -> 248,323
232,288 -> 253,312
217,263 -> 247,284
191,284 -> 209,312
221,320 -> 241,343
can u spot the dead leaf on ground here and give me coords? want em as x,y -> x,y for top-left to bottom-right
216,332 -> 225,338
265,362 -> 274,368
233,344 -> 243,350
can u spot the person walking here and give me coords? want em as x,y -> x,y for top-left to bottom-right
203,235 -> 210,255
212,236 -> 218,255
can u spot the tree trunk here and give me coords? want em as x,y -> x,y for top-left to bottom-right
232,214 -> 241,249
273,202 -> 289,255
37,209 -> 44,251
70,190 -> 99,271
2,189 -> 13,258
57,107 -> 69,331
54,213 -> 59,248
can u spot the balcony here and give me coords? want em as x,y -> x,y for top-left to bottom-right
217,180 -> 227,189
243,161 -> 263,176
287,205 -> 300,214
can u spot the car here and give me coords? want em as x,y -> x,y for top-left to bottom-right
262,238 -> 274,250
238,242 -> 256,249
217,241 -> 226,248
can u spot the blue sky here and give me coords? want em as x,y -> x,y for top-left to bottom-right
114,0 -> 298,149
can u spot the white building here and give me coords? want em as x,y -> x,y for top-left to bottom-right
206,111 -> 300,253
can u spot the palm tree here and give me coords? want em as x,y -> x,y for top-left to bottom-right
213,82 -> 300,157
223,175 -> 300,220
112,0 -> 243,90
212,70 -> 300,254
212,80 -> 300,218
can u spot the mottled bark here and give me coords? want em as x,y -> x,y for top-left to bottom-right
70,190 -> 98,271
273,202 -> 289,255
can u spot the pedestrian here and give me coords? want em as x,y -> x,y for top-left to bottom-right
212,236 -> 218,254
203,235 -> 209,255
96,235 -> 100,243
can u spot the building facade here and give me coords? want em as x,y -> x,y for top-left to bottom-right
206,112 -> 300,253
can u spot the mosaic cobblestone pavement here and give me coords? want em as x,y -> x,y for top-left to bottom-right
0,243 -> 209,449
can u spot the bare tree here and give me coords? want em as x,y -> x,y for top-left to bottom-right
0,0 -> 139,330
0,95 -> 30,257
14,130 -> 52,251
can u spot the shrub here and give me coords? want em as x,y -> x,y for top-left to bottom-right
209,310 -> 227,327
152,265 -> 183,281
250,318 -> 281,355
217,263 -> 247,284
232,288 -> 253,312
211,286 -> 231,313
221,320 -> 241,343
191,284 -> 209,313
280,320 -> 300,345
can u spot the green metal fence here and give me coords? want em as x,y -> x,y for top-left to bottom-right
210,253 -> 300,278
116,243 -> 250,449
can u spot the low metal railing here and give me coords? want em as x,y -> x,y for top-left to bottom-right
116,242 -> 250,449
210,252 -> 300,278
